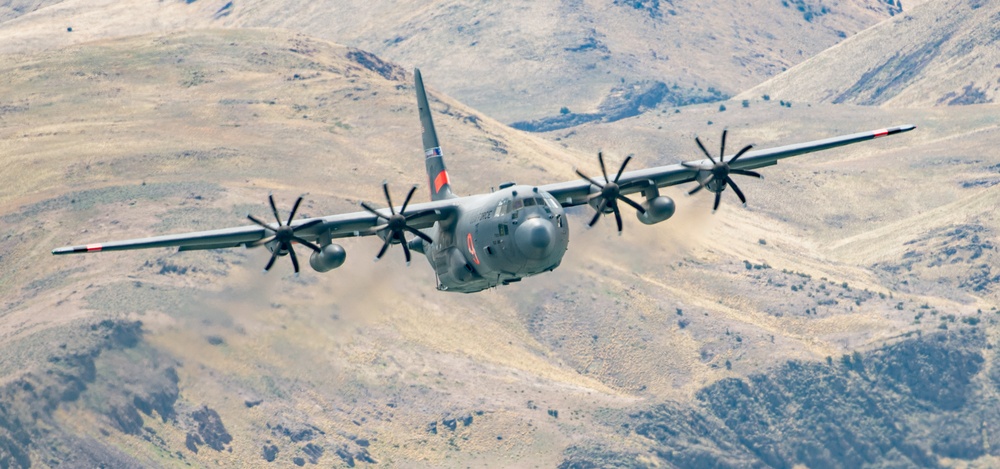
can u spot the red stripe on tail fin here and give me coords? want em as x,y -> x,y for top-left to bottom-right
434,170 -> 450,194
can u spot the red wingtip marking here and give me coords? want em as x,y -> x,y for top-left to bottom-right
434,170 -> 450,193
86,244 -> 103,252
873,129 -> 889,138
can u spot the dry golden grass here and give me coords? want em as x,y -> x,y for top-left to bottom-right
0,21 -> 997,467
739,0 -> 1000,108
0,0 -> 902,122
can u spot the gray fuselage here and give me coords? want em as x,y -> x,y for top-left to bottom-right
415,185 -> 570,293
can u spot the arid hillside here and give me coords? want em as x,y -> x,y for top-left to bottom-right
0,3 -> 999,468
739,0 -> 1000,107
0,0 -> 905,122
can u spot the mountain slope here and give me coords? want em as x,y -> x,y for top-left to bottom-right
0,0 -> 904,122
1,7 -> 999,469
739,0 -> 1000,107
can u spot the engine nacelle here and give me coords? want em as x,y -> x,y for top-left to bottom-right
636,196 -> 676,225
309,244 -> 347,272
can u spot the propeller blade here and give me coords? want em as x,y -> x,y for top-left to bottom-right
382,181 -> 395,215
614,156 -> 632,183
360,202 -> 389,220
291,236 -> 321,252
400,185 -> 418,214
731,169 -> 763,179
588,199 -> 607,227
288,244 -> 300,274
374,238 -> 390,261
575,168 -> 604,189
729,144 -> 754,164
401,237 -> 412,265
248,235 -> 276,248
268,194 -> 282,225
713,191 -> 722,212
587,210 -> 603,227
291,218 -> 323,233
598,152 -> 609,182
688,175 -> 714,196
263,249 -> 279,272
727,177 -> 747,206
616,194 -> 647,214
720,129 -> 727,161
287,196 -> 304,225
695,136 -> 716,163
404,226 -> 433,244
613,205 -> 623,233
248,214 -> 275,231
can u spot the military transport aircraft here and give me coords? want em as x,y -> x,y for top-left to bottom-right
53,69 -> 915,293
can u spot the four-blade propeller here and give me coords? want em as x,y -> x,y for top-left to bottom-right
360,182 -> 434,265
575,152 -> 647,234
681,129 -> 760,212
247,194 -> 323,275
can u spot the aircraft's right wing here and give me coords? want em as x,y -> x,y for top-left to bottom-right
540,125 -> 916,208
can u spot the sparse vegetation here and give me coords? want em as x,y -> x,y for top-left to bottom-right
512,81 -> 728,132
596,332 -> 995,468
1,10 -> 997,469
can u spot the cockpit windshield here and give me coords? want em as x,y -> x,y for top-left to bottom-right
505,193 -> 561,215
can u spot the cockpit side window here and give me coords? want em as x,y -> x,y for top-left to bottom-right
542,194 -> 561,211
494,199 -> 511,217
537,197 -> 551,213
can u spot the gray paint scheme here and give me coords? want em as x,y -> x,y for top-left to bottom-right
52,69 -> 915,293
416,69 -> 455,201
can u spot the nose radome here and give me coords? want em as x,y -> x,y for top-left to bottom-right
515,217 -> 555,260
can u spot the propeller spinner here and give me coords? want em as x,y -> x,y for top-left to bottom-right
246,194 -> 323,275
682,129 -> 761,212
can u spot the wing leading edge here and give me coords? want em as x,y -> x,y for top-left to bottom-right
541,124 -> 916,207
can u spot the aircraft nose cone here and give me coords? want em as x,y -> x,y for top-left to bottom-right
515,217 -> 556,260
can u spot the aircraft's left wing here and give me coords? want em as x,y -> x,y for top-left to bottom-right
540,125 -> 916,207
52,197 -> 456,255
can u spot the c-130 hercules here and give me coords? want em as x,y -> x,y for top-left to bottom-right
53,70 -> 915,293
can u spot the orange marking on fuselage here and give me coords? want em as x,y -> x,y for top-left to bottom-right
466,232 -> 480,265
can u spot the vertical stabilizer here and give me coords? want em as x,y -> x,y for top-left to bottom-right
415,69 -> 455,200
